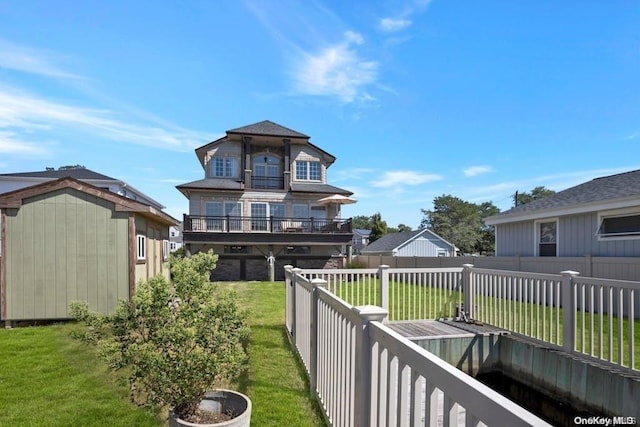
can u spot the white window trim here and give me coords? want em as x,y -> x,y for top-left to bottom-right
534,218 -> 558,257
137,234 -> 147,261
596,207 -> 640,241
295,160 -> 322,182
162,240 -> 170,260
209,156 -> 239,178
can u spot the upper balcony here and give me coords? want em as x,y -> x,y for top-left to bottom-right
182,215 -> 353,245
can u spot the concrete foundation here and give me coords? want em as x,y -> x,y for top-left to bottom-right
413,334 -> 640,421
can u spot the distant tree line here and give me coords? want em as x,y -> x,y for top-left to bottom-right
354,186 -> 555,253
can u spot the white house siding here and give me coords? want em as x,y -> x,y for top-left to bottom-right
395,235 -> 452,257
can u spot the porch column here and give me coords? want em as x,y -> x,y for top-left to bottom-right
283,138 -> 291,190
243,136 -> 252,188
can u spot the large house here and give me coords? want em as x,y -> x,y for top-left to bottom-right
485,169 -> 640,257
0,177 -> 177,325
176,120 -> 354,281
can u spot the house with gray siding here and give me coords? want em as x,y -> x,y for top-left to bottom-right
360,229 -> 456,257
485,169 -> 640,257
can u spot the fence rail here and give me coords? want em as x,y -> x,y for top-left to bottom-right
297,264 -> 639,372
285,266 -> 550,426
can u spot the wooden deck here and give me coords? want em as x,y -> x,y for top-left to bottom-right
386,319 -> 510,340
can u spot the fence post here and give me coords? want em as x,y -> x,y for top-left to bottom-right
309,278 -> 327,393
378,265 -> 390,321
561,270 -> 579,353
462,264 -> 475,319
284,265 -> 293,334
290,267 -> 302,339
352,305 -> 388,427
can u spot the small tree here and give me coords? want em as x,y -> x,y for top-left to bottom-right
71,250 -> 249,420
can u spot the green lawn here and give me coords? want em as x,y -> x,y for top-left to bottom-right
222,281 -> 326,427
0,323 -> 161,426
0,281 -> 326,426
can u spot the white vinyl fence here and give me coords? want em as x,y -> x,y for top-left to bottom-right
295,265 -> 640,372
285,266 -> 550,426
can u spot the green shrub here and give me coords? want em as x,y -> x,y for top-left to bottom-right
71,250 -> 249,419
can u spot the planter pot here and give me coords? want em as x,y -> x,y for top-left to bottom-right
169,389 -> 252,427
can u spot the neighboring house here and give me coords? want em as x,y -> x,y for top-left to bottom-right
176,120 -> 354,280
485,169 -> 640,257
360,229 -> 457,257
0,177 -> 177,325
0,168 -> 166,209
169,222 -> 183,252
353,229 -> 371,254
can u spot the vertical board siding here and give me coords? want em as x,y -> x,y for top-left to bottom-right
498,213 -> 640,257
395,236 -> 453,257
5,188 -> 129,320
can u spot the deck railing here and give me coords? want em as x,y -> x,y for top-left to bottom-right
285,266 -> 550,426
183,215 -> 352,234
297,264 -> 640,371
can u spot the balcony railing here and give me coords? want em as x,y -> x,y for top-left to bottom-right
251,176 -> 284,189
184,215 -> 352,234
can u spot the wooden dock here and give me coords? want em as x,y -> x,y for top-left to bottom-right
386,319 -> 509,340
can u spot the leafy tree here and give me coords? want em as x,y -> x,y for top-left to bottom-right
513,186 -> 555,207
369,212 -> 387,242
420,195 -> 499,255
352,215 -> 373,230
396,224 -> 412,232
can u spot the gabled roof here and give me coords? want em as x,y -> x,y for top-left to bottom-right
226,120 -> 310,138
486,169 -> 640,225
354,229 -> 371,237
0,168 -> 166,209
0,168 -> 117,180
361,229 -> 454,254
0,177 -> 178,226
194,120 -> 336,167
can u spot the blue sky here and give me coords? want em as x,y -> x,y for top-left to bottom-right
1,1 -> 639,228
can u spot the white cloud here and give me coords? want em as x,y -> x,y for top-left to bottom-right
463,165 -> 494,177
370,170 -> 443,188
292,31 -> 378,103
0,38 -> 83,80
378,18 -> 412,32
0,87 -> 210,152
0,131 -> 49,155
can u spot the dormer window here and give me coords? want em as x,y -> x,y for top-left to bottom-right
296,160 -> 321,181
210,157 -> 239,178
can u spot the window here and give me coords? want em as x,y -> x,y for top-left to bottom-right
295,161 -> 321,181
293,204 -> 309,219
253,154 -> 281,188
536,220 -> 557,257
205,202 -> 242,231
170,242 -> 178,251
224,245 -> 251,254
162,240 -> 170,260
251,203 -> 268,231
170,228 -> 178,237
137,234 -> 146,261
597,213 -> 640,239
210,156 -> 239,178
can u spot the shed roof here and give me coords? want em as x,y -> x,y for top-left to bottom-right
0,177 -> 177,226
486,169 -> 640,225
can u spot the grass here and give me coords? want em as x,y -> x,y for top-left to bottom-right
0,281 -> 326,426
221,281 -> 326,427
331,277 -> 640,369
0,323 -> 161,426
